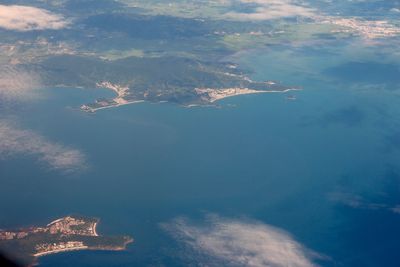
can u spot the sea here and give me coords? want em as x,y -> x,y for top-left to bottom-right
1,39 -> 400,267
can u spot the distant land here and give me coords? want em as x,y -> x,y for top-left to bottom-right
29,55 -> 299,112
0,216 -> 133,266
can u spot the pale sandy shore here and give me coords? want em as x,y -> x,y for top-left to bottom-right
82,82 -> 301,112
196,87 -> 302,103
81,81 -> 144,112
93,222 -> 98,236
85,100 -> 145,112
33,246 -> 89,257
33,245 -> 130,258
33,239 -> 133,259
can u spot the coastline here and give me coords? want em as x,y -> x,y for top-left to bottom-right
32,218 -> 133,259
33,238 -> 133,260
93,222 -> 98,236
197,87 -> 302,103
33,246 -> 89,257
83,100 -> 144,112
80,81 -> 145,112
82,87 -> 301,112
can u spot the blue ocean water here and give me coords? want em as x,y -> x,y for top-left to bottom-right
1,43 -> 400,266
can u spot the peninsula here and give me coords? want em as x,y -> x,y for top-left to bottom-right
31,55 -> 299,112
0,216 -> 133,266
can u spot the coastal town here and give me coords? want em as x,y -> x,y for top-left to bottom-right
0,216 -> 98,241
80,81 -> 141,112
322,17 -> 400,39
0,216 -> 133,266
80,78 -> 299,112
34,241 -> 88,257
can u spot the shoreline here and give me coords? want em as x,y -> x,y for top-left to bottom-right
81,81 -> 145,112
93,222 -> 98,236
1,216 -> 133,266
197,87 -> 302,103
33,238 -> 133,258
83,100 -> 144,112
33,246 -> 89,257
82,87 -> 301,112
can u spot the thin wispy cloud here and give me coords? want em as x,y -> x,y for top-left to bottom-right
329,191 -> 400,215
0,120 -> 87,173
162,215 -> 321,267
0,65 -> 42,101
225,0 -> 316,20
0,5 -> 69,31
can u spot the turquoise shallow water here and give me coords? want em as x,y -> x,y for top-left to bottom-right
1,43 -> 400,266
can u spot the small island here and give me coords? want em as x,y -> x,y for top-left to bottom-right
0,216 -> 133,266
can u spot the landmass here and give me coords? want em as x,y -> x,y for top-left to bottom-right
81,81 -> 144,112
0,216 -> 133,266
320,17 -> 400,39
80,76 -> 300,112
0,3 -> 315,111
195,85 -> 300,103
31,54 -> 299,112
2,0 -> 395,111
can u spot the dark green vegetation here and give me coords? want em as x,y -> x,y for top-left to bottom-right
37,55 -> 292,107
84,14 -> 210,39
0,1 -> 309,109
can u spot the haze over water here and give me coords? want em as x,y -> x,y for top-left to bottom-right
1,40 -> 400,266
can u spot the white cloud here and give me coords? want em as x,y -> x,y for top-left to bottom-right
0,5 -> 69,31
225,0 -> 317,20
0,66 -> 42,101
0,120 -> 87,173
329,191 -> 400,215
163,215 -> 321,267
